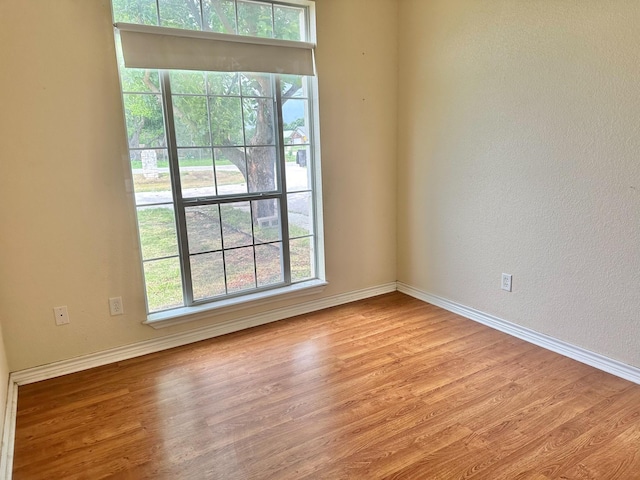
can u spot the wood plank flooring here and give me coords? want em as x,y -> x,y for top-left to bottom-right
12,292 -> 640,479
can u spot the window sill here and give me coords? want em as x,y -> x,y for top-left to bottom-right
144,279 -> 328,329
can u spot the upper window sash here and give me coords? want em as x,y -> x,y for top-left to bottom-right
115,23 -> 315,76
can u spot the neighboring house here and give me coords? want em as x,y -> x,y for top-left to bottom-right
284,127 -> 308,145
284,127 -> 309,166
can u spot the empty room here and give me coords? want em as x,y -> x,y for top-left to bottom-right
0,0 -> 639,478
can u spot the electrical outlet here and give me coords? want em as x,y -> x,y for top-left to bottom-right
53,306 -> 70,325
501,273 -> 512,292
109,297 -> 124,316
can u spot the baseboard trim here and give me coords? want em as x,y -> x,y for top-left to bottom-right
0,376 -> 17,480
397,282 -> 640,385
12,282 -> 398,387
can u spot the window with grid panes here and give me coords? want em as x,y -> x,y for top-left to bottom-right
112,0 -> 323,316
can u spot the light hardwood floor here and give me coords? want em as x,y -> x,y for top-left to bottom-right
13,293 -> 640,479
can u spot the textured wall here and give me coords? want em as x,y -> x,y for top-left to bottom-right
0,0 -> 397,371
316,0 -> 398,289
397,0 -> 640,368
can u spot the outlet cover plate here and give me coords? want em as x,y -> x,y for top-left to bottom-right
501,273 -> 512,292
109,297 -> 124,316
53,306 -> 70,325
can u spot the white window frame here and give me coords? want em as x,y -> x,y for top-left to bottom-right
113,0 -> 326,327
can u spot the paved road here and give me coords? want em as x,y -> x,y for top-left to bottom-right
136,163 -> 312,230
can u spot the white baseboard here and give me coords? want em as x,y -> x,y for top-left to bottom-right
0,378 -> 17,480
397,282 -> 640,386
12,282 -> 398,387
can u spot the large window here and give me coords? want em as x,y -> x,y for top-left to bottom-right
112,0 -> 323,316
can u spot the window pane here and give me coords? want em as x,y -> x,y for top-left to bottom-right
214,148 -> 248,195
255,243 -> 283,287
290,237 -> 314,282
210,96 -> 244,146
281,75 -> 307,99
285,146 -> 310,192
137,206 -> 179,260
173,96 -> 210,147
203,0 -> 237,34
274,5 -> 305,41
191,252 -> 226,300
252,199 -> 281,244
131,149 -> 173,205
185,205 -> 222,254
144,257 -> 184,312
237,0 -> 273,38
121,69 -> 160,94
247,147 -> 277,193
112,0 -> 158,25
178,148 -> 215,198
282,99 -> 309,144
207,72 -> 240,96
123,94 -> 166,149
287,191 -> 314,238
169,71 -> 206,95
158,0 -> 202,30
225,247 -> 256,292
241,73 -> 272,97
221,202 -> 253,248
243,98 -> 275,145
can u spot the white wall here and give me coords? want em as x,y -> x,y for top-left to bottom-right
397,0 -> 640,368
0,0 -> 397,371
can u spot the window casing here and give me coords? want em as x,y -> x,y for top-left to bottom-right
113,0 -> 323,317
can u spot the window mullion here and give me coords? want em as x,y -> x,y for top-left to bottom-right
204,78 -> 221,197
184,192 -> 282,207
271,3 -> 276,38
234,0 -> 240,34
154,0 -> 161,26
160,71 -> 194,306
274,75 -> 291,285
249,201 -> 259,289
217,203 -> 230,295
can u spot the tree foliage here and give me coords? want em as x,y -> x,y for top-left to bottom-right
116,0 -> 308,216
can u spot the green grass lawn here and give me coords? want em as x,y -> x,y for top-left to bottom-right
131,158 -> 232,170
133,170 -> 244,193
138,206 -> 312,312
